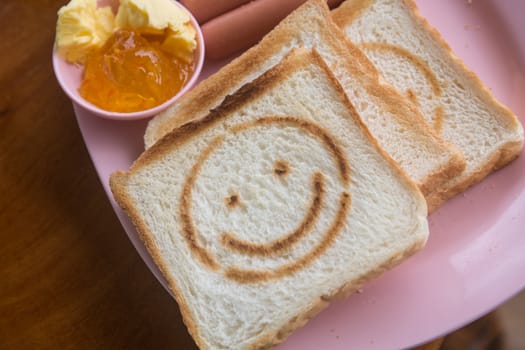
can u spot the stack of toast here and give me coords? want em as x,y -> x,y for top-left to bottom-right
110,1 -> 523,349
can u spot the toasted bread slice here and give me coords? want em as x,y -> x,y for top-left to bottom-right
111,49 -> 429,350
145,0 -> 464,201
333,0 -> 524,209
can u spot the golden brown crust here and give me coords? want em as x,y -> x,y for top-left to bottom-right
417,146 -> 465,201
426,139 -> 524,212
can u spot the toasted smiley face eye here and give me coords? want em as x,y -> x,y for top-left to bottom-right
273,159 -> 290,177
225,194 -> 240,209
180,116 -> 351,283
225,160 -> 290,209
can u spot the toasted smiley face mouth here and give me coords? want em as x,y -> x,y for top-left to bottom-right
220,171 -> 326,257
179,116 -> 351,283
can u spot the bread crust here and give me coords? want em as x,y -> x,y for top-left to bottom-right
144,0 -> 465,202
426,139 -> 523,211
111,47 -> 428,350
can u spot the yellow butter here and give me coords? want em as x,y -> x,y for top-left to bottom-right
55,0 -> 115,64
162,24 -> 197,63
116,0 -> 196,60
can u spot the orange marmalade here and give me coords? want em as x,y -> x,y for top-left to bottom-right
79,29 -> 194,113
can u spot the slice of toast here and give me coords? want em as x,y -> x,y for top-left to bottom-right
333,0 -> 524,209
144,0 -> 465,202
111,49 -> 429,350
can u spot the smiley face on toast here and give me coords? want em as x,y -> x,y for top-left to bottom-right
179,115 -> 351,283
358,42 -> 445,133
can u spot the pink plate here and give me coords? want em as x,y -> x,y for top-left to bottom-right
72,1 -> 525,349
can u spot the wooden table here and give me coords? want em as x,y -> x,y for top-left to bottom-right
0,1 -> 506,349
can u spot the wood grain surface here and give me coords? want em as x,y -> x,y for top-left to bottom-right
0,1 -> 196,349
0,1 -> 520,350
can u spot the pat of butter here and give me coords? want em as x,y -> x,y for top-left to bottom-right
55,0 -> 115,64
116,0 -> 197,62
162,24 -> 197,63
